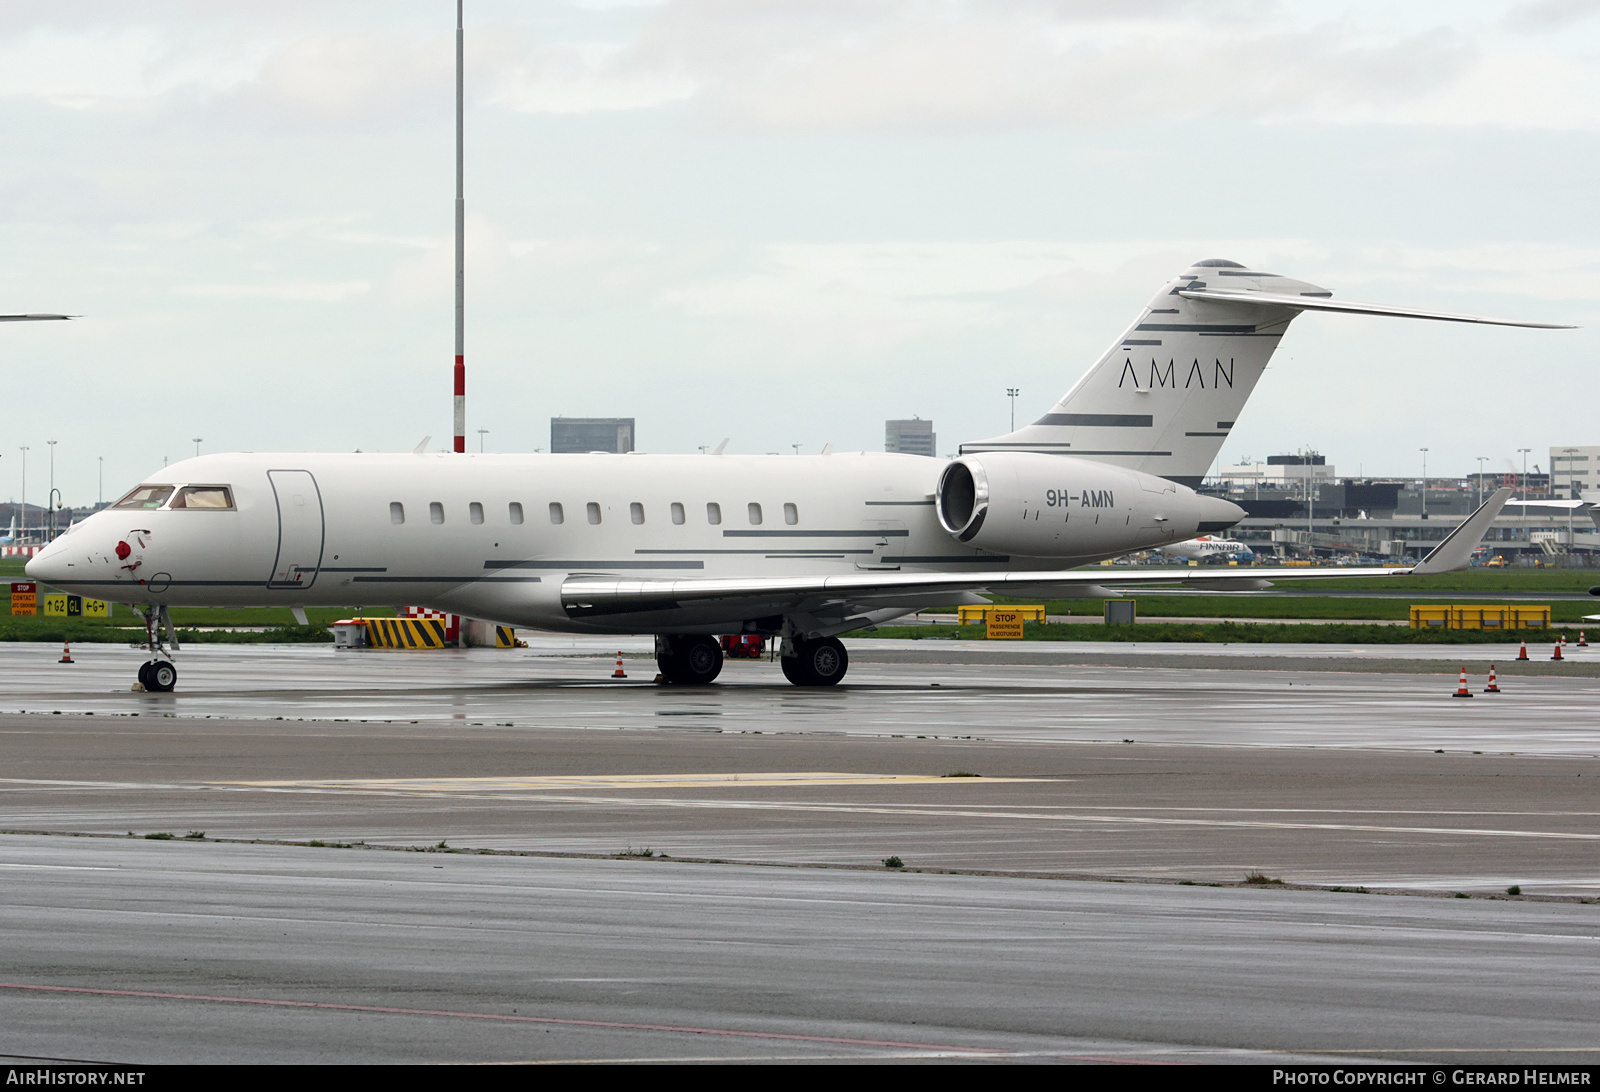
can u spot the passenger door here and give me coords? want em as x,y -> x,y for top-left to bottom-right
266,470 -> 325,590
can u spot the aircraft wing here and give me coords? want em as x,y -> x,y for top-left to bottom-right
0,314 -> 72,322
564,489 -> 1513,622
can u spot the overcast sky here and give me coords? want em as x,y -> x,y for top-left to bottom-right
3,0 -> 1597,506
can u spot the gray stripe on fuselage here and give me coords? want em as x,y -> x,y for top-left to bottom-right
484,559 -> 705,569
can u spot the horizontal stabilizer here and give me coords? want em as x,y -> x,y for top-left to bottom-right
1179,289 -> 1574,329
0,314 -> 73,322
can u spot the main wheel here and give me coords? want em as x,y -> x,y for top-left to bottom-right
145,661 -> 177,692
656,635 -> 723,685
136,662 -> 153,689
783,637 -> 848,686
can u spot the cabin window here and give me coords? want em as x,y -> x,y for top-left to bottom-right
670,502 -> 685,525
170,486 -> 234,510
390,502 -> 405,525
587,502 -> 602,525
630,502 -> 645,525
469,501 -> 484,525
706,502 -> 721,525
112,485 -> 174,510
549,502 -> 564,525
748,502 -> 763,525
429,502 -> 445,525
508,502 -> 524,525
783,502 -> 798,525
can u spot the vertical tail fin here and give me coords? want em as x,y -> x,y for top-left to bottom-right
961,259 -> 1326,487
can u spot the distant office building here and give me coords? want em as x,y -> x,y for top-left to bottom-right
1550,445 -> 1600,498
551,417 -> 634,454
885,417 -> 936,457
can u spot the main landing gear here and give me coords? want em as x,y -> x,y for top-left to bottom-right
651,632 -> 850,686
780,636 -> 848,687
134,605 -> 179,693
655,634 -> 724,686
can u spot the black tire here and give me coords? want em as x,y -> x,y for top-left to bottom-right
136,662 -> 153,689
785,637 -> 848,686
656,635 -> 723,685
146,661 -> 177,693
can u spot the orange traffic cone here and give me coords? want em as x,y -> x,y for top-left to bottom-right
1580,631 -> 1589,648
1483,665 -> 1501,694
1517,639 -> 1529,661
612,652 -> 627,679
1561,634 -> 1568,647
1552,642 -> 1564,661
1452,667 -> 1474,698
58,640 -> 73,664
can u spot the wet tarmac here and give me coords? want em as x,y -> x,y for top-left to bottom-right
3,638 -> 1598,1063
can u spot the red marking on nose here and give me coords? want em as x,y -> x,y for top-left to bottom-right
115,541 -> 131,561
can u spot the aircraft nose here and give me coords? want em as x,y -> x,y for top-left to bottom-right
24,542 -> 68,584
1195,494 -> 1246,533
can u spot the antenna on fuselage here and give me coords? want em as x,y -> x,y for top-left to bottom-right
451,0 -> 466,454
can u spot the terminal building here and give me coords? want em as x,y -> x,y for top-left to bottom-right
550,417 -> 635,454
885,418 -> 936,457
1203,450 -> 1597,563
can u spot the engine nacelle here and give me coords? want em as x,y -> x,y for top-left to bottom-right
935,452 -> 1244,559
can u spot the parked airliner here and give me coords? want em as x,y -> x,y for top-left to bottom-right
28,259 -> 1561,691
1158,536 -> 1255,563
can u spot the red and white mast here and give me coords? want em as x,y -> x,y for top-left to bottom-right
452,0 -> 465,453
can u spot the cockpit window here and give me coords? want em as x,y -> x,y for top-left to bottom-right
112,485 -> 174,510
170,486 -> 234,510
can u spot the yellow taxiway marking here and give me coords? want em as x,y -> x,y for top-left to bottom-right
217,773 -> 1045,792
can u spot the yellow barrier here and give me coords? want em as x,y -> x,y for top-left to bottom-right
1409,605 -> 1550,630
958,604 -> 1046,625
363,616 -> 453,649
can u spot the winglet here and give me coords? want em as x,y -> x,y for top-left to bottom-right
413,436 -> 432,455
1409,487 -> 1512,575
711,438 -> 729,456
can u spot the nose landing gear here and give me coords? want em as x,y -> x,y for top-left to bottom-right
134,605 -> 179,693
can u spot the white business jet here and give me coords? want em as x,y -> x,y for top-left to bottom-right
28,259 -> 1563,692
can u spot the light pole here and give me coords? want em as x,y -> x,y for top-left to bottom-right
1476,456 -> 1487,507
1419,447 -> 1429,521
476,428 -> 488,453
17,446 -> 26,544
1006,388 -> 1020,431
193,438 -> 202,458
792,444 -> 801,456
46,440 -> 56,540
97,456 -> 103,506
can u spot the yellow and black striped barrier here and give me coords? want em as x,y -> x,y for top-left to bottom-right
363,616 -> 452,649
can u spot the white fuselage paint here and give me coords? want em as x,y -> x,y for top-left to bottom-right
29,450 -> 1230,634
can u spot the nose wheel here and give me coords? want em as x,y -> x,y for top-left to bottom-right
134,604 -> 180,692
138,658 -> 177,693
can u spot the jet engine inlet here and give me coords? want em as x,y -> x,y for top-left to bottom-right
936,459 -> 989,542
